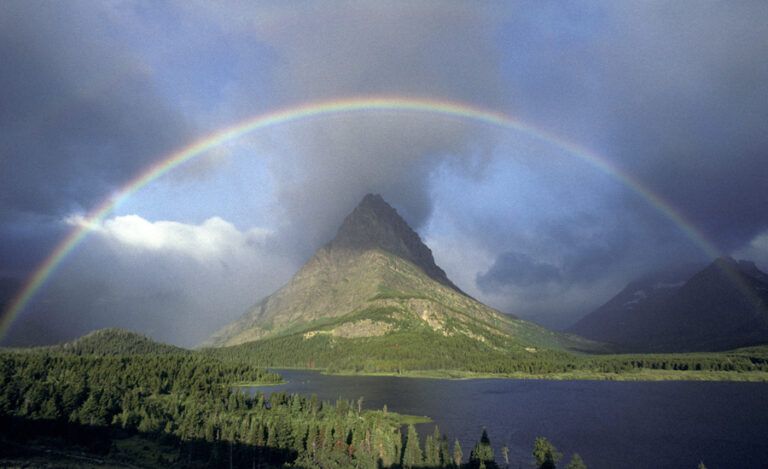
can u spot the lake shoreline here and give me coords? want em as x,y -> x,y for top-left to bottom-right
232,380 -> 285,387
248,368 -> 768,468
271,367 -> 768,382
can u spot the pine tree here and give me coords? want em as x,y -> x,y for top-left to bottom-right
402,424 -> 423,468
453,439 -> 463,468
372,426 -> 393,467
425,434 -> 438,466
439,432 -> 451,467
469,429 -> 496,468
266,423 -> 276,448
425,425 -> 442,466
533,437 -> 562,469
566,453 -> 587,469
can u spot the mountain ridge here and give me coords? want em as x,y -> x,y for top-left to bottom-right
569,257 -> 768,352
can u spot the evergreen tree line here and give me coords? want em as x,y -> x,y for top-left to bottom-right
0,352 -> 278,424
0,351 -> 469,467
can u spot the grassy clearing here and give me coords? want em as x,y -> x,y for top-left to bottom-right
231,380 -> 285,387
364,409 -> 432,425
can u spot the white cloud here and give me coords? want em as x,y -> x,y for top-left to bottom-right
734,231 -> 768,272
81,215 -> 272,261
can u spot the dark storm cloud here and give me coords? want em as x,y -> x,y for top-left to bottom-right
475,212 -> 633,295
505,2 -> 768,251
477,252 -> 561,291
0,1 -> 196,344
0,2 -> 191,223
605,22 -> 768,252
0,217 -> 67,278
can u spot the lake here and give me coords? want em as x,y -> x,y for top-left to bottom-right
249,370 -> 768,468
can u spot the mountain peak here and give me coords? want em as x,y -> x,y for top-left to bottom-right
205,193 -> 595,353
359,192 -> 390,210
330,193 -> 407,248
704,256 -> 768,284
327,194 -> 461,292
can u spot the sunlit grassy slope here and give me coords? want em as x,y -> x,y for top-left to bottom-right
204,247 -> 604,371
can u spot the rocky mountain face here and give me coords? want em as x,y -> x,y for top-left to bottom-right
328,194 -> 461,292
205,194 -> 593,359
569,258 -> 768,352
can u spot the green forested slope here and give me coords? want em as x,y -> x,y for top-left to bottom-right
31,328 -> 189,355
209,325 -> 768,378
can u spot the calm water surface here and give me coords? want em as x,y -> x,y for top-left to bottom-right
250,370 -> 768,469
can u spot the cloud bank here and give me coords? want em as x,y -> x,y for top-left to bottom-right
9,215 -> 294,347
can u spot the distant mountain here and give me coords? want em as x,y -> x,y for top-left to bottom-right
569,258 -> 768,352
40,328 -> 188,355
206,194 -> 598,369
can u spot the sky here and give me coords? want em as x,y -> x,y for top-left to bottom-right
1,1 -> 767,347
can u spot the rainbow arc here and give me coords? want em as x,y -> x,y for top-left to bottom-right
0,96 -> 725,339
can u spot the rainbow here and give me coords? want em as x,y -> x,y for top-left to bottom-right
0,96 -> 724,339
